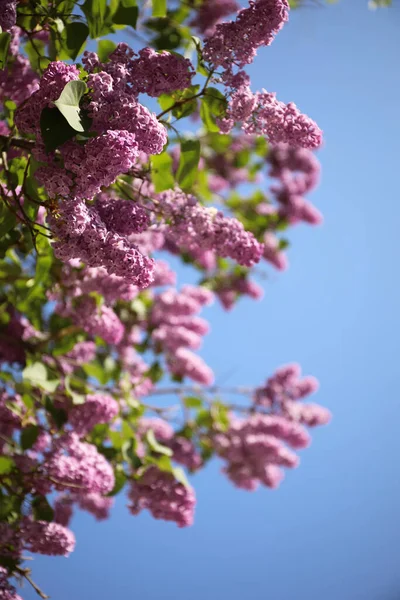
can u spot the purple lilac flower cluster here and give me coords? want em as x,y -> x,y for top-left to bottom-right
45,433 -> 115,495
219,87 -> 323,149
21,520 -> 76,556
203,0 -> 289,69
60,296 -> 125,345
0,310 -> 37,366
190,0 -> 239,34
0,566 -> 22,600
58,341 -> 97,375
253,363 -> 331,426
0,519 -> 75,562
267,143 -> 323,225
128,466 -> 196,527
215,274 -> 264,310
68,393 -> 119,436
214,413 -> 308,490
0,52 -> 39,107
13,52 -> 171,284
127,47 -> 195,97
0,0 -> 17,31
47,204 -> 155,288
54,493 -> 114,526
158,189 -> 264,267
151,286 -> 214,384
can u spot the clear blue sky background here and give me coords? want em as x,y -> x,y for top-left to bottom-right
24,1 -> 400,599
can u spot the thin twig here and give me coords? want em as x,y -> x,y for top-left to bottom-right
148,385 -> 254,397
15,567 -> 49,600
0,135 -> 35,151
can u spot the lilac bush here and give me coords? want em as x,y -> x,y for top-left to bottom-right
0,0 -> 342,596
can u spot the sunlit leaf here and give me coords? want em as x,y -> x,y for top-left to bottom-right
0,32 -> 11,69
23,363 -> 60,393
54,80 -> 88,133
176,139 -> 200,190
152,0 -> 167,17
0,457 -> 14,475
151,152 -> 175,192
146,429 -> 173,456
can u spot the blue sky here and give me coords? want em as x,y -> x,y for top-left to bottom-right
23,2 -> 400,599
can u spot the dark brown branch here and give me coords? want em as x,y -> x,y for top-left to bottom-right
0,135 -> 35,151
14,567 -> 49,599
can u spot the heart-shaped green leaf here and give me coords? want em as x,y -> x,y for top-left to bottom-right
54,80 -> 88,132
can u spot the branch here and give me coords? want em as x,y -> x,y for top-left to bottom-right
148,385 -> 254,397
0,135 -> 35,151
14,567 -> 49,599
156,70 -> 215,120
156,91 -> 204,120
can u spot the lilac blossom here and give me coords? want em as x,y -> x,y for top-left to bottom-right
203,0 -> 289,69
128,467 -> 196,527
167,347 -> 214,385
22,520 -> 75,556
76,493 -> 114,521
190,0 -> 240,35
45,433 -> 115,495
68,393 -> 119,436
0,0 -> 17,30
128,47 -> 195,96
158,189 -> 263,267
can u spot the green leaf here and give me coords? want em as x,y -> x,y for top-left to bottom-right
147,20 -> 183,50
158,94 -> 174,112
45,396 -> 68,429
121,438 -> 138,465
152,0 -> 167,17
107,468 -> 127,496
151,152 -> 175,192
23,362 -> 60,393
0,456 -> 14,475
82,0 -> 107,38
32,496 -> 54,522
183,396 -> 203,408
61,22 -> 89,60
147,361 -> 163,384
112,3 -> 138,26
0,32 -> 11,69
64,375 -> 86,405
211,402 -> 230,431
97,39 -> 117,61
83,360 -> 110,385
195,409 -> 213,428
24,38 -> 50,72
109,430 -> 123,449
20,425 -> 40,450
149,454 -> 173,473
200,88 -> 227,133
147,456 -> 191,489
176,139 -> 200,190
0,491 -> 20,519
0,202 -> 16,240
54,80 -> 88,133
130,297 -> 148,319
191,36 -> 208,77
33,235 -> 52,285
53,335 -> 78,357
21,394 -> 34,410
40,107 -> 78,153
146,429 -> 173,456
172,466 -> 190,488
